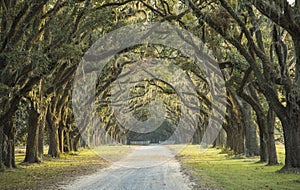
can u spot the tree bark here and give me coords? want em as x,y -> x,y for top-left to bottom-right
58,123 -> 65,153
258,126 -> 268,162
240,86 -> 268,162
73,134 -> 81,152
3,120 -> 16,168
38,116 -> 44,159
266,108 -> 278,165
226,90 -> 245,154
213,129 -> 226,148
192,125 -> 203,144
46,97 -> 61,158
281,101 -> 300,170
0,126 -> 4,171
224,118 -> 245,154
64,130 -> 71,152
24,104 -> 40,163
232,126 -> 245,154
281,38 -> 300,169
242,101 -> 259,157
48,125 -> 60,158
38,81 -> 46,159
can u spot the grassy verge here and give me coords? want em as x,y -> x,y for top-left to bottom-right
0,146 -> 132,190
177,145 -> 300,190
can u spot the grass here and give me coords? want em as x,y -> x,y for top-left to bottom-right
2,144 -> 299,189
0,146 -> 132,190
176,144 -> 300,190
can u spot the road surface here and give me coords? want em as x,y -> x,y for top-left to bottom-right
63,145 -> 193,190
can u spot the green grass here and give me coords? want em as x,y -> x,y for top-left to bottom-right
177,145 -> 300,190
0,146 -> 131,190
2,145 -> 299,189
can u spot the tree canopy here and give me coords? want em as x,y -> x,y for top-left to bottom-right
0,0 -> 299,172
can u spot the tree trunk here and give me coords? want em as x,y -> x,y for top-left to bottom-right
225,90 -> 245,154
24,105 -> 40,163
38,106 -> 47,159
213,129 -> 226,148
73,134 -> 81,152
5,138 -> 14,168
242,102 -> 259,157
46,102 -> 60,158
266,108 -> 278,165
3,120 -> 16,168
58,123 -> 64,153
224,123 -> 244,154
48,125 -> 60,158
282,38 -> 300,169
233,126 -> 245,154
258,128 -> 268,162
233,123 -> 245,154
288,120 -> 300,168
192,126 -> 203,144
38,120 -> 44,159
0,126 -> 4,171
225,128 -> 234,150
281,102 -> 300,170
242,86 -> 268,162
64,130 -> 71,152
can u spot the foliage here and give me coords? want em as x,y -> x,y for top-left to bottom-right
1,0 -> 299,174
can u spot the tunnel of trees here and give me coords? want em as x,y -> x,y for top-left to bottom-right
0,0 -> 299,172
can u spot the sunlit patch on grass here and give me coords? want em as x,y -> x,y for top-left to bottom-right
176,145 -> 299,190
0,147 -> 132,189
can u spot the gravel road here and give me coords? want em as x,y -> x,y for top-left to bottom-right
63,145 -> 193,190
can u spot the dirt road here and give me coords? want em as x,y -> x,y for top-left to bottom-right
63,145 -> 193,190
